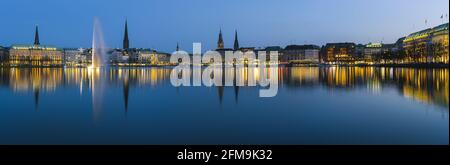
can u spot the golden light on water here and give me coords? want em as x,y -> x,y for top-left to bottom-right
0,67 -> 448,108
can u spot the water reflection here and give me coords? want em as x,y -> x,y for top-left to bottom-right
0,67 -> 448,110
281,67 -> 448,107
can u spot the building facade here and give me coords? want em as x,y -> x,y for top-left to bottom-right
8,26 -> 63,66
111,49 -> 126,64
9,45 -> 63,66
363,43 -> 382,63
403,23 -> 449,63
0,46 -> 8,64
111,48 -> 170,65
321,43 -> 356,64
263,46 -> 284,63
63,48 -> 87,66
156,52 -> 171,65
136,49 -> 170,65
283,45 -> 320,64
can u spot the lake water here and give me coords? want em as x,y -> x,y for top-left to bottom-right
0,67 -> 448,145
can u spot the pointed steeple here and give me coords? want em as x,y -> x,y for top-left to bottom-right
34,25 -> 40,46
217,29 -> 224,49
123,20 -> 129,49
233,30 -> 239,51
176,42 -> 180,51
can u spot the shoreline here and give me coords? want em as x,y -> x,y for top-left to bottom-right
0,63 -> 448,69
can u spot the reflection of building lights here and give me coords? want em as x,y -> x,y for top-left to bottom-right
1,67 -> 448,108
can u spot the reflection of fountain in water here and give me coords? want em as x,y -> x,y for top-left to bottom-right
90,68 -> 107,119
90,17 -> 109,119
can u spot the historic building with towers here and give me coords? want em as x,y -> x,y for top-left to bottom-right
110,20 -> 169,65
8,26 -> 63,66
214,29 -> 238,63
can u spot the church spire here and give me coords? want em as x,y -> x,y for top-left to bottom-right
217,29 -> 224,49
233,30 -> 239,51
123,20 -> 129,49
176,42 -> 180,51
34,25 -> 40,46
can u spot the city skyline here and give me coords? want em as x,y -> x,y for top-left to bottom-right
0,0 -> 449,52
0,1 -> 448,161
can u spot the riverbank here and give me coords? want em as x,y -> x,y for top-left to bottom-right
1,63 -> 448,68
284,63 -> 449,68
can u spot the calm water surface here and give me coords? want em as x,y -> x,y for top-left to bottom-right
0,67 -> 448,144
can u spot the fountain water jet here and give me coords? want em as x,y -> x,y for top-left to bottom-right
91,17 -> 108,68
90,17 -> 109,119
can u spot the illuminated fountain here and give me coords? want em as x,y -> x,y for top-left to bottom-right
91,17 -> 108,68
90,17 -> 108,118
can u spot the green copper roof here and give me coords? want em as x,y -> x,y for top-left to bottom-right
10,44 -> 58,50
404,23 -> 449,42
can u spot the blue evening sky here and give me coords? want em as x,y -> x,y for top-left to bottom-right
0,0 -> 448,52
